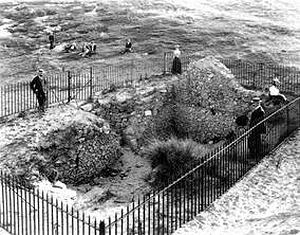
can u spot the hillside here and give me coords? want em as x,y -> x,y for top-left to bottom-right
0,0 -> 300,85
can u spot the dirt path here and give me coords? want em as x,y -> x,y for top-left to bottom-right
174,129 -> 300,235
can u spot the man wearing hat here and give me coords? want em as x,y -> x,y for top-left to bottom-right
171,44 -> 182,75
248,97 -> 266,159
30,69 -> 47,112
268,77 -> 287,105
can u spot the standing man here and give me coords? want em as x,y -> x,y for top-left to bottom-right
30,69 -> 47,112
248,97 -> 266,159
171,45 -> 182,75
49,31 -> 55,50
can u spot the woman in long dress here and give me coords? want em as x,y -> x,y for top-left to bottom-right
171,45 -> 182,75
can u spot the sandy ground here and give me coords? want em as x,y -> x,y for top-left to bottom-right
174,128 -> 300,235
0,228 -> 10,235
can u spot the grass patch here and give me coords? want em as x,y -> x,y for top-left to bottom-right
142,137 -> 209,187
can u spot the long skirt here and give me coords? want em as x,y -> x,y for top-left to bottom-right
172,57 -> 182,75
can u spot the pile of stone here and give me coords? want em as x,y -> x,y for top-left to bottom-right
157,56 -> 259,143
93,76 -> 180,152
37,116 -> 121,185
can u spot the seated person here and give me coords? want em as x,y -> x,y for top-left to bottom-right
124,38 -> 133,53
64,41 -> 77,53
80,43 -> 90,57
268,78 -> 287,105
89,41 -> 97,55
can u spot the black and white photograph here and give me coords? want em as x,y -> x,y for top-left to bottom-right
0,0 -> 299,234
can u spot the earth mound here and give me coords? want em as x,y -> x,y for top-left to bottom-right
149,56 -> 258,143
36,114 -> 122,185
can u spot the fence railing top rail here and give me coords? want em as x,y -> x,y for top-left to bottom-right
106,95 -> 300,228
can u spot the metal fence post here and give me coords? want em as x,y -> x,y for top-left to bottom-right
131,59 -> 134,84
286,105 -> 289,136
163,52 -> 167,75
89,67 -> 93,101
99,221 -> 105,235
67,71 -> 71,103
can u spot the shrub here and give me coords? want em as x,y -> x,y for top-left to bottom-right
142,137 -> 208,187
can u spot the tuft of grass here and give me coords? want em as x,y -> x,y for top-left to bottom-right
142,137 -> 208,187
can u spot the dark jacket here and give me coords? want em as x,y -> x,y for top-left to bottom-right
249,106 -> 266,134
125,42 -> 132,49
30,75 -> 45,95
49,34 -> 54,42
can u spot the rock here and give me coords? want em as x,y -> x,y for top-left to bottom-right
81,103 -> 94,112
53,180 -> 67,189
135,163 -> 144,168
114,198 -> 129,203
144,110 -> 152,116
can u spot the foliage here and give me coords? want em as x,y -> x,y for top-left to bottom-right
142,137 -> 208,187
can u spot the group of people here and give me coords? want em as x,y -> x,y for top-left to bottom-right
236,78 -> 288,160
48,32 -> 134,57
62,41 -> 97,57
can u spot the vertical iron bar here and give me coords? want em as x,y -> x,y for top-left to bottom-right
115,213 -> 117,235
20,181 -> 24,235
83,212 -> 85,235
133,199 -> 135,235
51,196 -> 54,235
121,209 -> 124,235
77,211 -> 80,235
109,216 -> 111,235
29,188 -> 32,235
127,206 -> 129,235
152,194 -> 155,235
24,186 -> 28,235
62,201 -> 64,235
138,197 -> 141,235
148,195 -> 150,235
68,71 -> 71,103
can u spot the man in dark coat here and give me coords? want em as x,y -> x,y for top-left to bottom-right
49,32 -> 55,50
30,69 -> 47,112
248,97 -> 266,159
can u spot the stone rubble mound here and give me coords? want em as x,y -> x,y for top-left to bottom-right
36,113 -> 121,185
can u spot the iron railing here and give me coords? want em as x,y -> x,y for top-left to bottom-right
101,96 -> 300,234
1,96 -> 299,234
1,53 -> 300,119
0,53 -> 300,234
0,59 -> 162,119
0,173 -> 106,235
